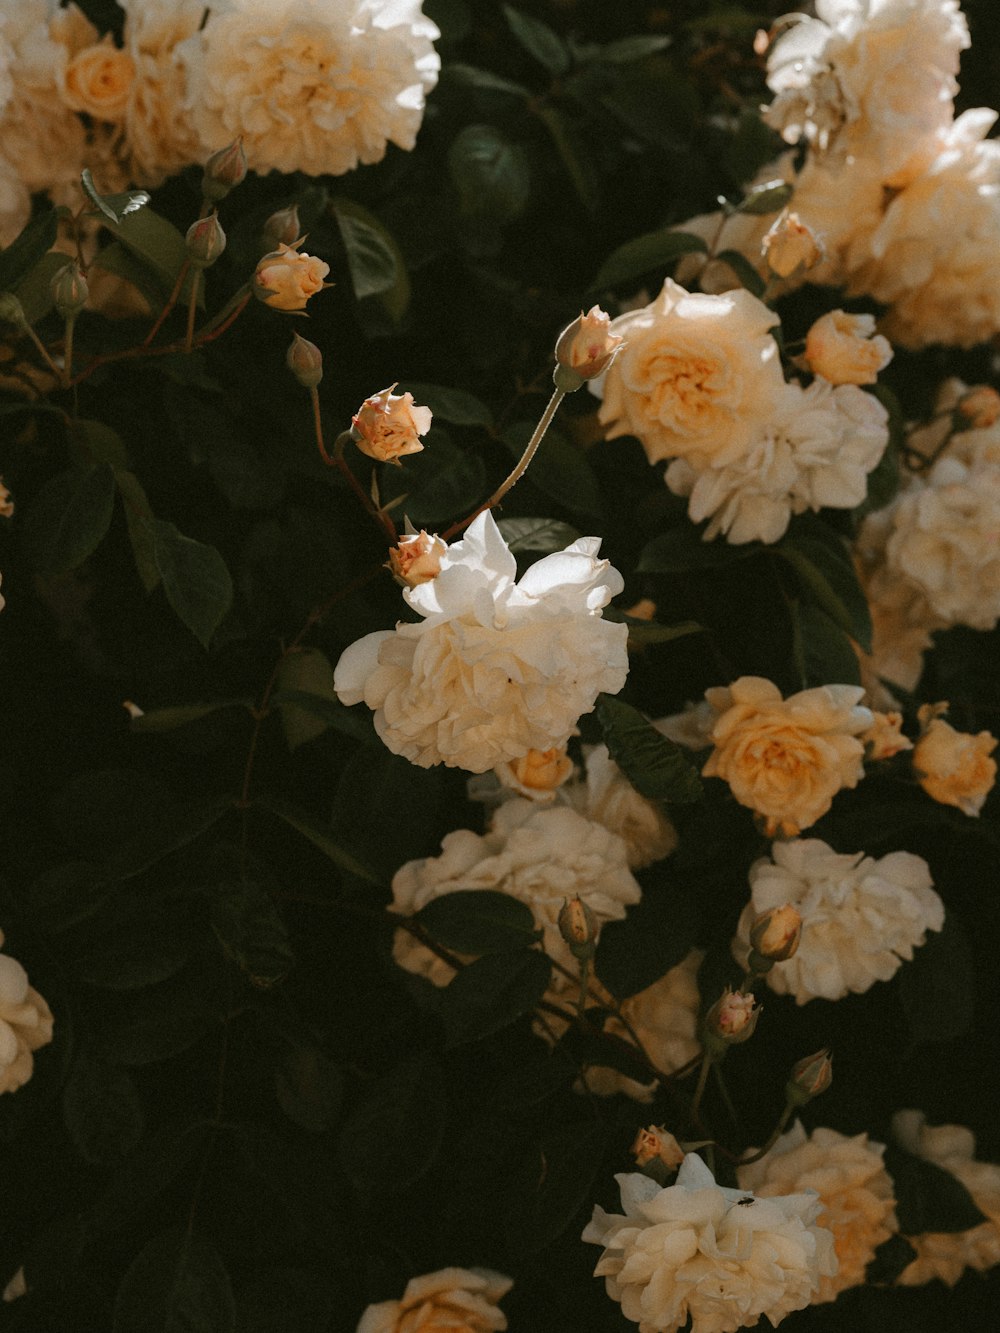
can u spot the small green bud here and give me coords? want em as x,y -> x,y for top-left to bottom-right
186,213 -> 227,268
50,263 -> 88,319
286,332 -> 323,389
785,1048 -> 833,1107
262,203 -> 301,251
202,137 -> 248,203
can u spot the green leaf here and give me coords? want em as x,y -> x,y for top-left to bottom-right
443,63 -> 530,98
100,206 -> 198,304
129,700 -> 251,734
149,517 -> 233,649
885,1143 -> 988,1234
775,531 -> 873,652
275,647 -> 342,751
87,1122 -> 212,1238
504,1123 -> 605,1256
23,463 -> 116,575
791,600 -> 862,688
415,890 -> 541,954
398,381 -> 494,429
12,250 -> 71,324
448,124 -> 531,226
638,527 -> 763,572
898,913 -> 974,1049
332,198 -> 410,322
501,421 -> 603,518
498,516 -> 581,554
113,1228 -> 235,1333
597,694 -> 703,803
592,34 -> 672,63
589,229 -> 707,292
211,881 -> 294,988
255,793 -> 383,886
274,1045 -> 343,1134
63,1057 -> 145,1165
102,795 -> 234,884
534,103 -> 599,212
440,949 -> 552,1047
114,469 -> 160,593
714,248 -> 766,297
81,168 -> 150,225
596,877 -> 700,998
502,4 -> 570,74
0,207 -> 58,292
76,913 -> 193,991
92,240 -> 168,310
603,608 -> 703,649
269,689 -> 376,746
25,860 -> 108,932
337,1055 -> 445,1194
71,418 -> 129,470
94,962 -> 227,1068
382,433 -> 487,526
737,180 -> 794,216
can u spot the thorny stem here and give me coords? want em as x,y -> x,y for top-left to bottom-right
184,270 -> 201,353
441,385 -> 565,540
310,386 -> 334,465
143,258 -> 191,347
332,430 -> 397,542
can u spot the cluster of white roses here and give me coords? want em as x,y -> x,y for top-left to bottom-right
593,278 -> 892,545
692,0 -> 998,350
0,0 -> 440,244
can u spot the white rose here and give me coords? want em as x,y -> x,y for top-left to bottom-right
583,1152 -> 837,1333
179,0 -> 440,178
334,511 -> 629,773
737,1121 -> 898,1302
733,838 -> 944,1004
566,744 -> 677,869
356,1266 -> 512,1333
0,935 -> 54,1096
118,0 -> 204,187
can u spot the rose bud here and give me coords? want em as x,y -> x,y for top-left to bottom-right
748,904 -> 802,968
388,530 -> 447,587
956,385 -> 1000,431
0,293 -> 27,329
202,137 -> 248,203
804,309 -> 892,386
253,241 -> 331,313
351,385 -> 431,464
286,332 -> 323,389
261,204 -> 302,251
786,1048 -> 833,1106
186,213 -> 226,269
553,306 -> 624,391
496,747 -> 574,801
704,987 -> 760,1047
913,716 -> 998,818
631,1125 -> 685,1174
558,895 -> 598,959
51,262 -> 88,319
761,209 -> 823,279
862,710 -> 913,761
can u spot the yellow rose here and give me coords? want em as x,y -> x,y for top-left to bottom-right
253,243 -> 330,313
703,676 -> 872,836
62,39 -> 135,120
913,717 -> 997,816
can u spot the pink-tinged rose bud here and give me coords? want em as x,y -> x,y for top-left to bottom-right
956,385 -> 1000,430
286,332 -> 323,389
862,710 -> 913,761
913,716 -> 998,817
51,263 -> 88,319
185,213 -> 226,269
705,987 -> 760,1045
804,310 -> 893,386
202,137 -> 248,202
761,209 -> 824,279
351,385 -> 432,464
262,204 -> 302,251
553,305 -> 624,390
0,478 -> 13,520
631,1125 -> 685,1170
558,895 -> 598,958
253,242 -> 331,313
749,903 -> 802,963
388,530 -> 447,586
786,1048 -> 833,1106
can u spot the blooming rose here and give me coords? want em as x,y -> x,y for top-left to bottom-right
390,797 -> 641,983
0,932 -> 54,1095
913,716 -> 998,816
732,838 -> 944,1003
352,386 -> 432,464
595,278 -> 786,470
861,709 -> 912,760
388,530 -> 447,587
554,305 -> 623,383
60,35 -> 135,119
494,747 -> 574,803
118,0 -> 204,186
583,1152 -> 837,1333
893,1110 -> 1000,1287
804,310 -> 892,385
253,243 -> 330,313
180,0 -> 440,178
737,1122 -> 898,1303
334,511 -> 629,773
702,677 -> 872,836
356,1266 -> 512,1333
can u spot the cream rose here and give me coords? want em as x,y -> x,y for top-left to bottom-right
334,511 -> 628,773
913,716 -> 998,816
737,1122 -> 898,1302
804,310 -> 892,385
702,677 -> 872,836
351,386 -> 432,464
60,36 -> 135,119
583,1152 -> 837,1333
180,0 -> 440,178
0,933 -> 54,1095
356,1266 -> 512,1333
494,748 -> 574,804
253,243 -> 330,313
595,278 -> 786,470
733,839 -> 944,1004
117,0 -> 204,187
388,530 -> 447,587
565,744 -> 678,869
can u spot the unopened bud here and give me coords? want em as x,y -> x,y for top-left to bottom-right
388,529 -> 447,586
286,332 -> 323,389
51,262 -> 88,319
0,292 -> 27,329
748,904 -> 802,970
553,305 -> 624,391
956,385 -> 1000,431
631,1125 -> 685,1171
186,213 -> 226,269
704,987 -> 760,1051
558,896 -> 597,959
761,209 -> 823,279
262,204 -> 301,251
202,137 -> 248,202
786,1048 -> 833,1106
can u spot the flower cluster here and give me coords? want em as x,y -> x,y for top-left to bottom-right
0,931 -> 53,1096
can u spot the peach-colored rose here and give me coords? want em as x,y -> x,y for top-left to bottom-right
749,903 -> 802,962
705,987 -> 759,1042
495,747 -> 574,802
388,530 -> 446,587
913,716 -> 997,816
805,310 -> 892,386
861,710 -> 913,760
762,209 -> 824,278
703,677 -> 872,836
957,386 -> 1000,430
356,1266 -> 511,1333
632,1125 -> 685,1170
253,243 -> 330,313
554,305 -> 623,383
61,38 -> 135,119
351,386 -> 432,465
0,480 -> 13,520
